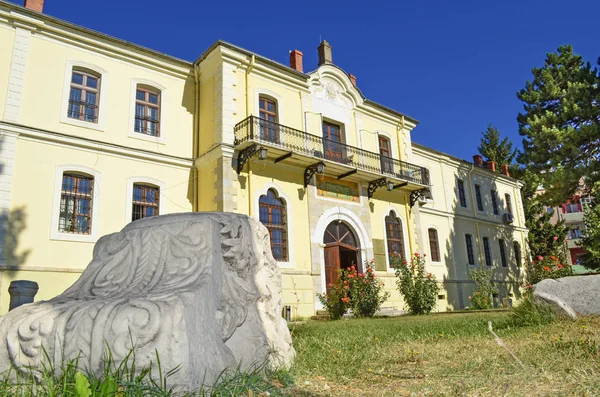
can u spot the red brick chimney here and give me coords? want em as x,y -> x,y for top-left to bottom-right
349,74 -> 357,86
24,0 -> 44,12
289,49 -> 303,73
501,164 -> 510,177
486,160 -> 497,172
473,155 -> 483,167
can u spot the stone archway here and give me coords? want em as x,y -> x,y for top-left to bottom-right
323,221 -> 361,287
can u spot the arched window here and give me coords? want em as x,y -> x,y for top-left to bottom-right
259,189 -> 288,261
385,211 -> 405,264
132,183 -> 160,221
428,228 -> 441,262
68,67 -> 101,123
135,84 -> 161,137
59,172 -> 94,234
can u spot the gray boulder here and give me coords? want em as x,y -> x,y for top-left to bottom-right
0,213 -> 295,389
533,275 -> 600,319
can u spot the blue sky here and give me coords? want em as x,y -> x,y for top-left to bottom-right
9,0 -> 599,161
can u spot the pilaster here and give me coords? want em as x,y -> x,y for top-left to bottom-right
3,27 -> 31,123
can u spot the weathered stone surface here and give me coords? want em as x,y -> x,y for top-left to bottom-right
533,275 -> 600,319
0,213 -> 295,389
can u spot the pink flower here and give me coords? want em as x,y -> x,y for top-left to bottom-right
468,296 -> 472,300
344,285 -> 349,290
538,256 -> 544,261
415,253 -> 420,257
553,236 -> 559,241
564,238 -> 568,242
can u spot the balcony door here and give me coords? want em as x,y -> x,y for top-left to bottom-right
259,96 -> 279,144
322,121 -> 345,163
323,221 -> 360,289
379,135 -> 394,175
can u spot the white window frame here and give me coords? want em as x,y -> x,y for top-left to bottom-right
50,165 -> 102,242
128,79 -> 167,144
125,177 -> 166,224
60,60 -> 108,132
382,206 -> 410,272
253,182 -> 295,269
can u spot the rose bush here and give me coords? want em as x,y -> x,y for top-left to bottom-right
393,252 -> 440,314
527,254 -> 573,285
468,269 -> 498,310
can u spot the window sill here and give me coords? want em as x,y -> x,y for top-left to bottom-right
50,231 -> 98,243
276,260 -> 295,269
128,130 -> 166,145
60,117 -> 104,132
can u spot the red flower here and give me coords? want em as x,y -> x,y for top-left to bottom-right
543,266 -> 550,272
415,253 -> 420,257
344,285 -> 349,290
367,267 -> 373,273
553,236 -> 558,241
350,266 -> 355,270
550,256 -> 558,261
557,264 -> 563,268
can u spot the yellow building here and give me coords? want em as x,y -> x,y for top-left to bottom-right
0,0 -> 527,316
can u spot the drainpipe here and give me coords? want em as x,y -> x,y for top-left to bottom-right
246,55 -> 256,217
397,115 -> 405,160
193,62 -> 200,211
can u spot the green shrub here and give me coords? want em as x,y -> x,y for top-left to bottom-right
528,254 -> 573,285
316,263 -> 389,320
468,269 -> 498,310
504,295 -> 555,328
393,252 -> 440,314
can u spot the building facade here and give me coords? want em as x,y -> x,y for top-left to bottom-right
0,0 -> 528,316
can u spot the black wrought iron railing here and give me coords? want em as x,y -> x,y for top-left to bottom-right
234,116 -> 430,186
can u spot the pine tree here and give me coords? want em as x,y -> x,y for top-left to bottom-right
477,124 -> 517,167
517,45 -> 600,201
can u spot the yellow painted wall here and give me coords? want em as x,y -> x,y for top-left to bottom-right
20,35 -> 194,158
0,25 -> 15,121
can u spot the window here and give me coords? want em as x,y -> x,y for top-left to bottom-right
259,189 -> 288,261
258,96 -> 279,143
491,190 -> 499,215
379,135 -> 394,174
457,179 -> 467,208
499,239 -> 508,267
135,86 -> 161,137
483,237 -> 492,267
322,121 -> 344,162
428,228 -> 441,262
513,241 -> 522,266
570,227 -> 582,239
132,184 -> 159,221
505,193 -> 513,215
465,234 -> 475,266
385,211 -> 405,263
68,69 -> 100,123
59,173 -> 93,234
565,202 -> 581,213
475,185 -> 484,211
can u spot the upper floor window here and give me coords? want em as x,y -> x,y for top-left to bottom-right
132,184 -> 160,221
483,237 -> 492,267
569,227 -> 582,239
457,179 -> 467,208
505,193 -> 513,215
259,189 -> 288,261
428,228 -> 441,262
379,135 -> 394,174
465,234 -> 475,266
68,69 -> 100,123
499,239 -> 508,267
59,173 -> 93,234
491,190 -> 499,215
385,211 -> 405,262
475,184 -> 484,211
513,241 -> 522,266
135,86 -> 161,137
322,121 -> 344,162
258,96 -> 279,143
564,202 -> 582,213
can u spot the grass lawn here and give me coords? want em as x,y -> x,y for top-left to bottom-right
282,312 -> 600,397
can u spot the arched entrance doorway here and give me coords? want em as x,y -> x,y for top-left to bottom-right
323,221 -> 361,287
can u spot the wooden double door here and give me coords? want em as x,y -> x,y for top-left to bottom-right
323,222 -> 361,287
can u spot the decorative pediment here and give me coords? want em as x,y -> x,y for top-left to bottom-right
308,65 -> 363,110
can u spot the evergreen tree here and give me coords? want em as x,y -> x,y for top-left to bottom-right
477,124 -> 517,167
517,45 -> 600,202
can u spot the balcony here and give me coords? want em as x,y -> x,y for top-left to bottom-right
234,116 -> 430,197
563,211 -> 584,224
567,238 -> 581,249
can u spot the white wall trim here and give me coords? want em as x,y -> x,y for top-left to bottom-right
312,206 -> 372,297
50,164 -> 102,243
3,27 -> 31,123
381,205 -> 410,272
127,78 -> 167,145
253,182 -> 295,269
124,176 -> 166,225
60,60 -> 108,132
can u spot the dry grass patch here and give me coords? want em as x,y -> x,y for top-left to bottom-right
285,313 -> 600,396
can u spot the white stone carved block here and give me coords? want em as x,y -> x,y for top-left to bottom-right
0,213 -> 295,389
